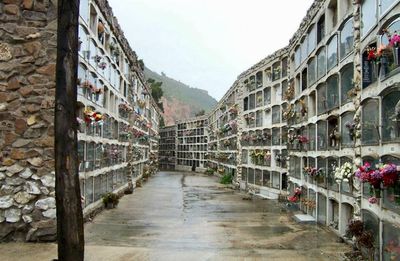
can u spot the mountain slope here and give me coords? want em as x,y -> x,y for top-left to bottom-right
144,67 -> 217,125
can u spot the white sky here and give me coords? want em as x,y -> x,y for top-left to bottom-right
108,0 -> 314,100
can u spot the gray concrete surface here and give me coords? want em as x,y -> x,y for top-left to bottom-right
1,171 -> 350,260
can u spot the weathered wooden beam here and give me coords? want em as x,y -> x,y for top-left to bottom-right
55,0 -> 84,260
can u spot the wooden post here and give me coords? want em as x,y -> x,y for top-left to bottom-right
55,0 -> 84,260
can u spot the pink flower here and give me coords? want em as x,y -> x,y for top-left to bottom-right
389,33 -> 400,47
368,197 -> 378,204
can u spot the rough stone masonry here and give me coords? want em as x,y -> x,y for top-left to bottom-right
0,0 -> 58,241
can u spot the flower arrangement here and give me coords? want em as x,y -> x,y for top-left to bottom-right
288,187 -> 302,202
119,102 -> 133,112
383,29 -> 400,48
345,121 -> 356,140
385,239 -> 400,260
80,80 -> 103,94
355,162 -> 381,189
228,104 -> 238,115
299,99 -> 307,116
380,163 -> 398,187
300,198 -> 316,209
297,135 -> 309,144
304,166 -> 324,178
223,139 -> 231,147
283,104 -> 296,120
347,219 -> 364,238
137,99 -> 146,109
244,114 -> 255,122
83,107 -> 103,123
98,61 -> 107,70
273,66 -> 281,78
284,83 -> 295,100
229,120 -> 238,131
355,162 -> 399,203
334,162 -> 355,183
356,162 -> 399,188
250,150 -> 270,164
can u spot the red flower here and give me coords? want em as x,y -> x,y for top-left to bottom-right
288,196 -> 298,202
367,50 -> 376,61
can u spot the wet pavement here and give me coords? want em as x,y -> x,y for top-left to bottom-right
1,171 -> 350,260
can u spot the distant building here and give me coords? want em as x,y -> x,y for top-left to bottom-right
159,126 -> 176,171
176,116 -> 208,172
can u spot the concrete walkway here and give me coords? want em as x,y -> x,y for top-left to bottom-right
1,171 -> 350,260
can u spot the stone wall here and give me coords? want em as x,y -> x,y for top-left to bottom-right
0,0 -> 57,241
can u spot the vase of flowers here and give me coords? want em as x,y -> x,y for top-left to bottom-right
288,187 -> 302,203
384,28 -> 400,66
345,121 -> 356,140
355,162 -> 399,203
334,162 -> 355,183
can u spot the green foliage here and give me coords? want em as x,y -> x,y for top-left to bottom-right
205,168 -> 214,175
220,173 -> 233,184
144,67 -> 217,117
159,117 -> 165,128
147,78 -> 164,112
102,192 -> 119,207
138,59 -> 145,71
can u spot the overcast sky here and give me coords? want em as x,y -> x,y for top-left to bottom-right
108,0 -> 314,100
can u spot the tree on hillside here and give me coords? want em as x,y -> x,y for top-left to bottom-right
159,117 -> 165,128
195,109 -> 206,117
138,59 -> 145,71
147,78 -> 164,112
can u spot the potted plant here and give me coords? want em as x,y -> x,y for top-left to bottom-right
102,192 -> 119,209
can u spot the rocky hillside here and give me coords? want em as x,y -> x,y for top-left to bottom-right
144,67 -> 217,126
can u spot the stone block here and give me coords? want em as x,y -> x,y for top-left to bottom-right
4,133 -> 18,146
22,0 -> 33,10
19,168 -> 32,179
6,164 -> 24,174
22,10 -> 46,21
4,4 -> 19,15
12,139 -> 31,148
22,214 -> 32,223
35,197 -> 55,210
10,148 -> 26,160
22,204 -> 34,214
40,175 -> 54,188
3,0 -> 21,4
27,157 -> 43,167
14,118 -> 27,135
36,63 -> 55,76
18,86 -> 33,97
5,208 -> 20,222
25,181 -> 40,195
5,177 -> 25,186
0,195 -> 14,209
14,191 -> 35,204
42,208 -> 55,219
23,41 -> 41,56
7,77 -> 20,90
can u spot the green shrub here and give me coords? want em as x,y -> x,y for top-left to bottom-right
205,168 -> 214,175
220,173 -> 233,184
102,192 -> 119,207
